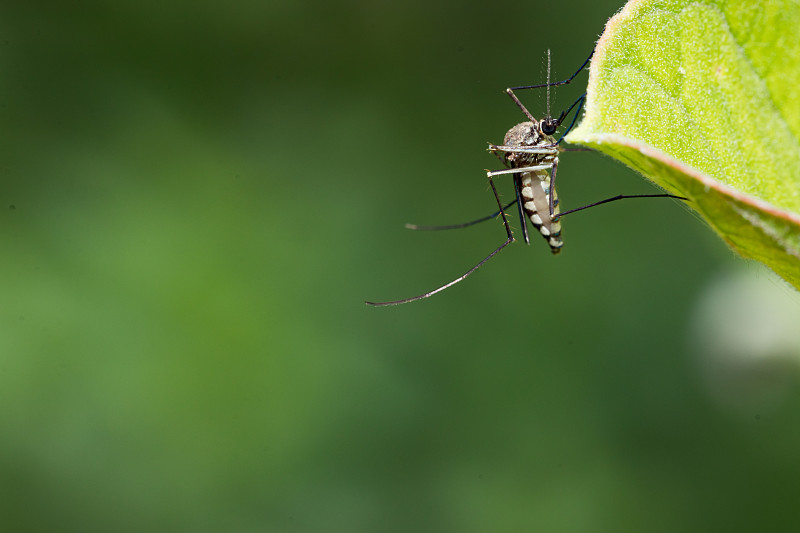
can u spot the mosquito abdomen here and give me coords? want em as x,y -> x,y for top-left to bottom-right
520,170 -> 563,254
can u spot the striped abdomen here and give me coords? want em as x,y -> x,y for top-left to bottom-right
520,169 -> 563,254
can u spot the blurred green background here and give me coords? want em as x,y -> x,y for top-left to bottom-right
2,1 -> 800,531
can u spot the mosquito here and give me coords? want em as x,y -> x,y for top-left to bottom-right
366,50 -> 687,307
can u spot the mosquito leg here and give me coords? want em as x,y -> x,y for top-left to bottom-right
555,193 -> 689,220
487,164 -> 553,178
405,199 -> 518,231
509,50 -> 594,91
548,158 -> 558,217
404,154 -> 535,232
366,176 -> 515,307
513,174 -> 531,245
505,88 -> 537,123
492,149 -> 509,166
488,173 -> 515,241
554,93 -> 586,144
557,146 -> 594,153
489,144 -> 559,155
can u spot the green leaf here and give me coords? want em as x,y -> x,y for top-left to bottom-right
565,0 -> 800,290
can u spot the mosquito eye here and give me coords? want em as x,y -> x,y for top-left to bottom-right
541,120 -> 558,136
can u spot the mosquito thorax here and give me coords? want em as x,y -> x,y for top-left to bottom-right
502,121 -> 556,164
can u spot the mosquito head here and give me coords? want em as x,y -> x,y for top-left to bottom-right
540,108 -> 566,136
540,117 -> 560,136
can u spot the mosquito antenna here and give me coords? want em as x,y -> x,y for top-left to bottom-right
546,49 -> 552,120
